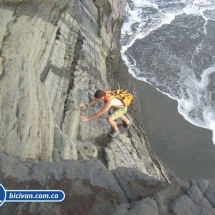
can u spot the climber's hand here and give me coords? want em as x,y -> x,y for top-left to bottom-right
79,103 -> 87,110
80,116 -> 89,122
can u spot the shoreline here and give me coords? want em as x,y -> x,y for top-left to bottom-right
105,34 -> 176,182
132,77 -> 215,180
104,10 -> 179,182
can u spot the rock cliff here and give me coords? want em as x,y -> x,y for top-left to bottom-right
0,0 -> 214,214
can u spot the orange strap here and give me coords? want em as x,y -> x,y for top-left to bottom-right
103,91 -> 109,103
104,91 -> 115,103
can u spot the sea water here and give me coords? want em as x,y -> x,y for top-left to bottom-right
121,0 -> 215,144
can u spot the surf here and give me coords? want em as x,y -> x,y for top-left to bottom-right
121,0 -> 215,144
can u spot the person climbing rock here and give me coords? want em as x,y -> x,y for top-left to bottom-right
79,89 -> 133,137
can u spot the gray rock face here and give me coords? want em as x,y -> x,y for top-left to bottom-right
0,0 -> 215,214
1,0 -> 162,177
53,125 -> 77,161
205,182 -> 215,208
164,179 -> 215,215
113,167 -> 167,203
127,198 -> 159,215
0,154 -> 129,214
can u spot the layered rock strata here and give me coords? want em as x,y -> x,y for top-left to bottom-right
0,0 -> 214,214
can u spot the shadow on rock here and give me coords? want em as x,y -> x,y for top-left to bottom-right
93,134 -> 113,147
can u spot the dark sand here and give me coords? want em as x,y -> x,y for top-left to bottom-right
133,78 -> 215,180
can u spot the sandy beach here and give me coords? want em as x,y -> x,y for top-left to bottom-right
133,77 -> 215,180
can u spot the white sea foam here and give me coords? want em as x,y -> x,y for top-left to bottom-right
121,0 -> 215,144
121,0 -> 215,51
121,2 -> 182,53
169,65 -> 215,142
133,0 -> 158,9
182,0 -> 215,33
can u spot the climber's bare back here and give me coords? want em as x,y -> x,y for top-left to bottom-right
106,98 -> 124,108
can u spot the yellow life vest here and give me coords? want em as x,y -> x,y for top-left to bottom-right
105,89 -> 133,106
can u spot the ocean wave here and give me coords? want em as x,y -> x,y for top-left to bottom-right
121,0 -> 215,144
